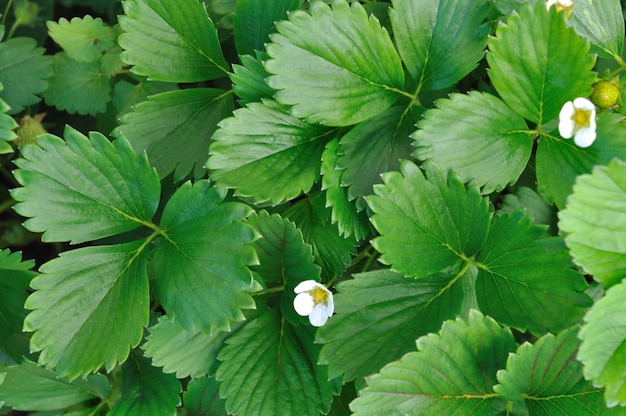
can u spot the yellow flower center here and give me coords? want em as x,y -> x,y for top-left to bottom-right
571,108 -> 591,130
310,286 -> 329,305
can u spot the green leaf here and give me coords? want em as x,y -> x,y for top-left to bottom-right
108,353 -> 181,416
233,0 -> 302,56
559,159 -> 626,287
476,211 -> 590,335
321,138 -> 371,240
0,37 -> 53,114
0,360 -> 109,411
114,88 -> 234,180
496,327 -> 612,415
487,2 -> 595,125
390,0 -> 489,91
23,242 -> 150,379
44,52 -> 111,116
0,93 -> 17,153
142,315 -> 232,378
317,269 -> 464,382
365,161 -> 491,279
230,53 -> 277,106
119,0 -> 228,82
0,250 -> 36,362
47,15 -> 117,63
111,77 -> 178,117
12,127 -> 160,244
570,0 -> 624,59
283,193 -> 357,280
337,105 -> 418,208
182,376 -> 227,416
350,310 -> 516,415
499,186 -> 558,233
537,112 -> 626,208
207,99 -> 333,206
217,308 -> 338,416
413,92 -> 533,194
265,0 -> 405,126
578,280 -> 626,407
152,180 -> 259,333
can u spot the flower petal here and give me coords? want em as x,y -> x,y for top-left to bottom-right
573,97 -> 595,111
293,292 -> 314,316
294,280 -> 318,294
574,127 -> 596,148
558,101 -> 575,138
308,304 -> 330,327
326,292 -> 334,315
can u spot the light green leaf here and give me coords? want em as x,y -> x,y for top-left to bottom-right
413,92 -> 533,194
12,126 -> 160,245
476,211 -> 590,335
233,0 -> 302,56
0,360 -> 109,411
537,112 -> 626,208
114,88 -> 233,180
108,353 -> 180,416
207,99 -> 333,206
559,159 -> 626,287
499,186 -> 558,234
23,242 -> 150,379
570,0 -> 624,59
317,269 -> 464,382
47,15 -> 117,63
321,138 -> 371,240
142,315 -> 232,378
350,310 -> 516,415
265,0 -> 405,126
337,105 -> 418,208
0,250 -> 36,362
283,193 -> 357,280
496,327 -> 612,415
152,180 -> 259,333
182,376 -> 227,416
230,53 -> 277,106
366,161 -> 491,279
44,52 -> 111,116
217,308 -> 338,416
0,37 -> 53,114
579,280 -> 626,407
487,2 -> 595,125
390,0 -> 489,91
119,0 -> 228,82
0,93 -> 17,153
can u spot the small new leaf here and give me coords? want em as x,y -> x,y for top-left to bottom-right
47,16 -> 117,63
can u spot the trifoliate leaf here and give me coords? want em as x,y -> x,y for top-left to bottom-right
499,186 -> 558,233
366,161 -> 491,279
537,112 -> 626,208
496,327 -> 612,415
337,105 -> 418,208
0,94 -> 17,153
119,0 -> 228,82
283,193 -> 357,280
413,92 -> 533,194
0,250 -> 36,362
182,376 -> 227,416
23,242 -> 150,379
207,99 -> 333,206
578,280 -> 626,407
230,53 -> 277,106
114,88 -> 233,180
108,352 -> 181,416
0,37 -> 53,114
476,211 -> 590,335
143,315 -> 233,378
559,159 -> 626,287
44,52 -> 111,116
217,308 -> 338,416
317,269 -> 464,382
570,0 -> 624,59
390,0 -> 489,91
47,16 -> 117,63
152,180 -> 259,333
233,0 -> 302,56
487,2 -> 595,125
265,0 -> 405,126
321,138 -> 371,240
350,310 -> 516,415
0,360 -> 109,411
12,126 -> 160,244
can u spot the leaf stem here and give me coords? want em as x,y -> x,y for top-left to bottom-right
252,285 -> 285,296
1,0 -> 13,27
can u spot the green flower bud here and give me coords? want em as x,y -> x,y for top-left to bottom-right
15,114 -> 47,147
590,80 -> 620,109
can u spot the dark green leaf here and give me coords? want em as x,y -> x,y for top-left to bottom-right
499,186 -> 558,233
570,0 -> 624,59
111,77 -> 178,117
182,376 -> 227,416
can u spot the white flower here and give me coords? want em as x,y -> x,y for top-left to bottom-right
558,97 -> 597,148
546,0 -> 573,12
293,280 -> 334,327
